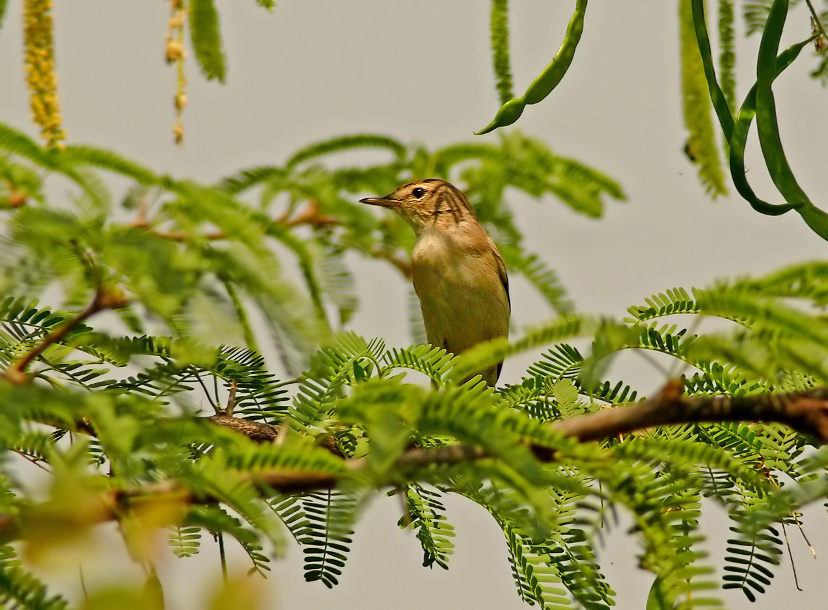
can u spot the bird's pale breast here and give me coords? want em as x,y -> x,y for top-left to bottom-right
411,226 -> 510,383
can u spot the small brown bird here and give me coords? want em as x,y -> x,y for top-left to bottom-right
360,179 -> 510,385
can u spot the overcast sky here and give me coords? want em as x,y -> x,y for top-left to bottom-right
1,1 -> 826,608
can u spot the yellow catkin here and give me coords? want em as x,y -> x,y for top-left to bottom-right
23,0 -> 66,149
166,0 -> 188,145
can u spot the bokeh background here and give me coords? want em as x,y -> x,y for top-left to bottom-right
1,1 -> 826,608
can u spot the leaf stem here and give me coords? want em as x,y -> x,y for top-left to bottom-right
804,0 -> 828,41
5,287 -> 126,384
218,532 -> 229,583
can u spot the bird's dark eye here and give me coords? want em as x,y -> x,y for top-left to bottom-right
412,187 -> 426,199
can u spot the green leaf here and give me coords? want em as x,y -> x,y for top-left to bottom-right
743,0 -> 773,36
718,0 -> 736,113
505,250 -> 574,314
691,0 -> 828,238
490,0 -> 514,105
295,491 -> 358,588
680,0 -> 727,197
755,0 -> 828,239
286,134 -> 407,170
0,124 -> 51,166
0,555 -> 70,609
318,246 -> 358,326
0,0 -> 8,39
450,315 -> 587,385
62,145 -> 159,185
406,288 -> 427,345
189,0 -> 227,83
220,166 -> 287,194
400,485 -> 455,569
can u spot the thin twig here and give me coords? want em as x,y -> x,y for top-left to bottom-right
225,380 -> 237,416
5,287 -> 126,384
13,450 -> 51,472
797,517 -> 817,559
781,520 -> 803,591
805,0 -> 828,42
194,372 -> 219,413
279,200 -> 338,228
132,199 -> 338,243
218,533 -> 228,583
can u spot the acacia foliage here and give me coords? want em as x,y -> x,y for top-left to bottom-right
0,1 -> 827,609
0,122 -> 827,608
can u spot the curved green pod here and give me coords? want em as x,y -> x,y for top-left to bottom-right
476,0 -> 587,135
754,0 -> 808,210
691,0 -> 828,239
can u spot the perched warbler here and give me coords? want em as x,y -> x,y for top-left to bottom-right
360,179 -> 510,386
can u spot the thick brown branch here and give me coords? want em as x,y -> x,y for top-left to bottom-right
5,383 -> 828,544
207,416 -> 343,456
207,414 -> 280,443
395,444 -> 486,469
552,383 -> 828,443
206,383 -> 828,449
0,469 -> 340,545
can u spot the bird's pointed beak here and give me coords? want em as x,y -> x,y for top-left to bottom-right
360,196 -> 398,208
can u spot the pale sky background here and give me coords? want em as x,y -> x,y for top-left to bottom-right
1,1 -> 827,609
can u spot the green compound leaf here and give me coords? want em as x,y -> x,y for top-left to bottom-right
680,0 -> 728,197
718,0 -> 736,113
62,145 -> 160,185
286,134 -> 407,171
490,0 -> 514,105
189,0 -> 227,83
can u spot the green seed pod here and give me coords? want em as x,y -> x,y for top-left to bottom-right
523,0 -> 587,105
476,0 -> 588,134
475,98 -> 526,135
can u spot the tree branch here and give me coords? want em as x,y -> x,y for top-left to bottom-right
551,381 -> 828,442
132,199 -> 339,242
4,287 -> 128,384
4,381 -> 828,544
279,199 -> 338,228
207,414 -> 280,443
0,470 -> 342,545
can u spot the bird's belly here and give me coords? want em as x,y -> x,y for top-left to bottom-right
412,258 -> 509,356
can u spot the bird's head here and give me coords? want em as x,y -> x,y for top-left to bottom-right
360,179 -> 476,234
